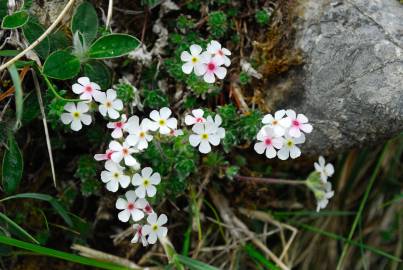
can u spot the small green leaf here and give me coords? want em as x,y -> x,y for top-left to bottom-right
43,51 -> 81,80
2,134 -> 23,194
0,50 -> 20,57
8,64 -> 23,129
83,61 -> 111,89
23,21 -> 50,59
88,34 -> 140,59
1,11 -> 29,29
0,213 -> 39,244
174,254 -> 219,270
71,1 -> 98,44
0,0 -> 8,21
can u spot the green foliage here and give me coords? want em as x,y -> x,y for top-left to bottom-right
0,0 -> 7,21
115,81 -> 136,104
71,1 -> 99,44
88,34 -> 140,59
239,71 -> 251,85
173,254 -> 220,270
74,155 -> 101,197
177,15 -> 195,30
207,11 -> 228,38
0,213 -> 39,244
1,10 -> 29,29
143,89 -> 169,109
21,92 -> 40,125
83,61 -> 112,89
46,91 -> 68,129
43,51 -> 81,80
8,64 -> 23,128
2,134 -> 23,194
255,10 -> 271,26
22,20 -> 50,59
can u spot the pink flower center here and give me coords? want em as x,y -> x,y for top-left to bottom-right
127,203 -> 135,210
207,62 -> 216,71
84,85 -> 93,93
122,148 -> 129,155
264,138 -> 272,146
144,204 -> 152,213
218,50 -> 224,56
106,151 -> 113,159
196,117 -> 204,123
115,122 -> 123,128
292,120 -> 300,127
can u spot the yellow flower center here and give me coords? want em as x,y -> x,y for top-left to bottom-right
143,179 -> 150,186
152,224 -> 158,231
106,101 -> 112,108
191,57 -> 198,63
159,119 -> 166,126
287,140 -> 293,147
73,112 -> 80,118
139,131 -> 145,138
113,172 -> 119,178
201,133 -> 208,140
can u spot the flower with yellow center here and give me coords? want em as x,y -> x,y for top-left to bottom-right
148,107 -> 177,135
125,117 -> 154,150
100,160 -> 130,192
180,44 -> 206,76
142,213 -> 168,245
277,134 -> 306,160
132,167 -> 161,198
60,102 -> 92,131
189,122 -> 220,154
98,89 -> 123,119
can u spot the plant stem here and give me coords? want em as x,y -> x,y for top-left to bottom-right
335,143 -> 390,270
235,175 -> 306,186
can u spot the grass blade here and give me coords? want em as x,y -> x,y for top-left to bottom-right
0,213 -> 39,244
174,254 -> 219,270
0,235 -> 128,270
7,64 -> 23,129
244,243 -> 280,270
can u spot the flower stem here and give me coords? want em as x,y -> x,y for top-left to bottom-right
235,175 -> 306,186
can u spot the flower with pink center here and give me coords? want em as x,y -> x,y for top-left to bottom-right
262,109 -> 291,137
254,127 -> 283,159
143,203 -> 154,215
131,224 -> 149,246
285,109 -> 313,138
115,190 -> 147,222
94,149 -> 114,161
207,40 -> 231,67
185,109 -> 206,126
107,114 -> 127,139
109,140 -> 139,167
72,77 -> 104,102
200,54 -> 227,83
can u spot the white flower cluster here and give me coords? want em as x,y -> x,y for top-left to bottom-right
185,109 -> 225,154
254,109 -> 313,160
310,156 -> 335,212
181,40 -> 231,83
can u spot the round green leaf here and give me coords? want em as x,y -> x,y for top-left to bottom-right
2,135 -> 23,194
88,34 -> 140,59
43,51 -> 81,80
83,61 -> 111,89
22,21 -> 50,60
71,2 -> 98,44
1,10 -> 29,29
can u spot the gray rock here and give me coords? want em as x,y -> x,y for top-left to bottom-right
272,0 -> 403,154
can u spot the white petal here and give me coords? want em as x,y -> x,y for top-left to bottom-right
180,51 -> 192,61
61,113 -> 73,124
132,174 -> 142,185
274,110 -> 286,119
80,114 -> 92,125
192,123 -> 204,134
112,99 -> 123,110
262,114 -> 274,124
120,175 -> 130,188
98,105 -> 107,116
72,83 -> 84,94
149,110 -> 160,122
77,77 -> 90,85
279,117 -> 291,128
147,213 -> 158,224
294,133 -> 306,144
100,171 -> 111,183
109,141 -> 122,151
208,134 -> 220,146
108,108 -> 120,119
142,167 -> 153,178
325,164 -> 334,177
289,146 -> 301,159
203,72 -> 215,83
150,173 -> 161,185
300,123 -> 313,133
76,102 -> 89,113
106,180 -> 119,192
106,89 -> 117,100
111,152 -> 123,163
277,147 -> 289,160
286,109 -> 296,119
118,210 -> 130,222
265,146 -> 277,159
166,118 -> 177,129
92,90 -> 104,102
189,134 -> 201,147
157,214 -> 168,226
125,190 -> 137,202
146,185 -> 157,197
297,114 -> 309,123
124,155 -> 137,166
70,119 -> 82,131
159,125 -> 171,134
147,232 -> 157,244
185,115 -> 196,125
182,62 -> 194,74
199,140 -> 211,153
190,44 -> 202,56
135,186 -> 146,198
111,128 -> 123,139
131,209 -> 145,221
254,142 -> 266,154
194,63 -> 207,76
116,198 -> 127,210
288,127 -> 301,138
272,138 -> 284,149
214,66 -> 227,79
160,107 -> 171,119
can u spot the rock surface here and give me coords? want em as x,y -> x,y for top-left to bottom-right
274,0 -> 403,154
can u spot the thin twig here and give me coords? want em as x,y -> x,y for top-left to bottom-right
235,175 -> 306,185
32,70 -> 57,187
106,0 -> 114,29
0,0 -> 76,71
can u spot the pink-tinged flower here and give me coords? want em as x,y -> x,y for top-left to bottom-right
143,203 -> 154,215
115,190 -> 147,222
262,109 -> 291,137
94,149 -> 114,161
107,115 -> 127,139
254,127 -> 283,159
72,77 -> 103,102
169,128 -> 184,137
142,213 -> 168,244
185,109 -> 206,126
285,109 -> 313,138
277,134 -> 306,160
109,140 -> 139,167
207,40 -> 231,67
131,224 -> 149,246
200,54 -> 227,83
180,44 -> 206,75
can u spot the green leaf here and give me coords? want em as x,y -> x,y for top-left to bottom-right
0,50 -> 20,57
244,244 -> 280,270
88,34 -> 140,59
0,193 -> 73,227
21,92 -> 40,125
8,64 -> 23,129
83,61 -> 111,89
1,11 -> 29,29
0,236 -> 129,270
43,51 -> 81,80
71,1 -> 98,44
49,30 -> 69,52
0,213 -> 39,244
174,254 -> 219,270
2,134 -> 23,194
22,21 -> 50,59
0,0 -> 7,21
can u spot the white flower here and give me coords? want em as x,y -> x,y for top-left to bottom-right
132,167 -> 161,198
109,140 -> 139,167
142,213 -> 168,244
94,149 -> 114,161
254,127 -> 283,159
200,54 -> 227,83
207,40 -> 231,67
314,156 -> 335,182
184,109 -> 206,126
60,102 -> 92,131
206,114 -> 225,139
101,160 -> 130,192
115,190 -> 147,222
148,107 -> 178,134
125,118 -> 153,150
277,134 -> 306,160
107,114 -> 127,138
285,109 -> 313,138
98,89 -> 123,119
262,109 -> 291,137
189,122 -> 220,154
180,44 -> 206,75
131,224 -> 148,246
72,77 -> 104,102
316,182 -> 334,212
